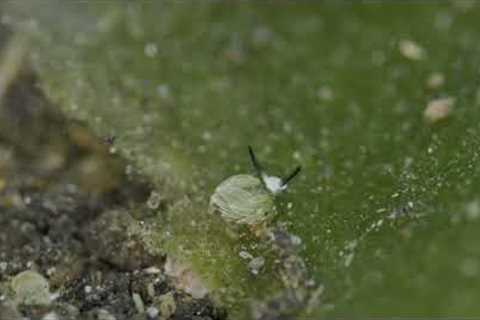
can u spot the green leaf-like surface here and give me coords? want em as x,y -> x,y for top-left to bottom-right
6,1 -> 480,317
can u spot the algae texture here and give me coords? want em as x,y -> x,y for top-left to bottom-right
5,1 -> 480,318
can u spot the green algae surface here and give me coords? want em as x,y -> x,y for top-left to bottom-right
6,1 -> 480,317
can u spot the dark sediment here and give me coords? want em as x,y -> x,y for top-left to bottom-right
0,39 -> 226,320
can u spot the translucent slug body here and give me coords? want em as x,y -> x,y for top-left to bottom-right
209,146 -> 301,227
209,174 -> 275,225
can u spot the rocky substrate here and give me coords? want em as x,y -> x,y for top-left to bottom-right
0,65 -> 226,320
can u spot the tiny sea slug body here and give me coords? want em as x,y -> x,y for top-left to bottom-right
209,146 -> 301,226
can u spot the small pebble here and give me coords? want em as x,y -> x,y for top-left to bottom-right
399,39 -> 425,60
132,292 -> 145,314
155,292 -> 176,319
146,306 -> 159,319
144,266 -> 161,274
11,270 -> 51,306
424,97 -> 454,123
